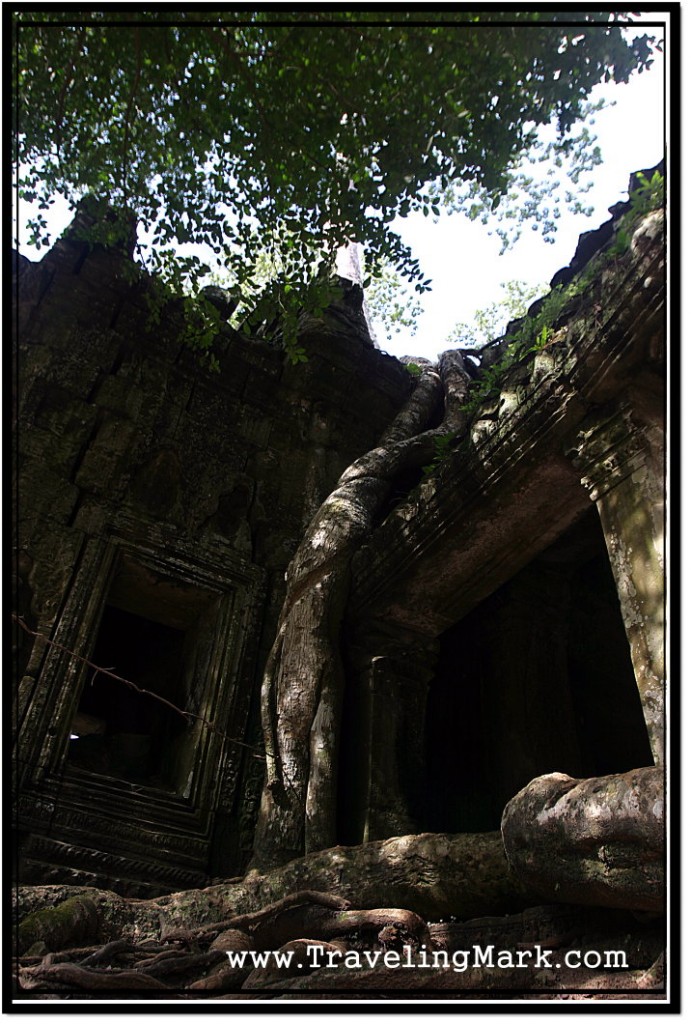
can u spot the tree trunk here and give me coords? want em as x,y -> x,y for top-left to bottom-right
253,351 -> 471,868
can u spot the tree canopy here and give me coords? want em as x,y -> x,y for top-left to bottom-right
14,10 -> 654,339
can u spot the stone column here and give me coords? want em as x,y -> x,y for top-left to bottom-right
569,398 -> 665,764
346,624 -> 439,843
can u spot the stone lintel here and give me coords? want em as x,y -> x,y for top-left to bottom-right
350,454 -> 591,637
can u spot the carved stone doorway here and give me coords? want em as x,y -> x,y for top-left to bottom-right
15,524 -> 264,894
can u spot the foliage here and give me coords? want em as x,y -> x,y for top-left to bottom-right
422,433 -> 455,476
612,168 -> 665,254
459,276 -> 595,411
13,11 -> 655,346
364,262 -> 424,344
630,168 -> 665,215
447,279 -> 547,350
425,100 -> 608,254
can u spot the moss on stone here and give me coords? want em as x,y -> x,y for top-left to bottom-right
18,895 -> 100,954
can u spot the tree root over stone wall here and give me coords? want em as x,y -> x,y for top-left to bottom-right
13,823 -> 665,999
253,351 -> 471,868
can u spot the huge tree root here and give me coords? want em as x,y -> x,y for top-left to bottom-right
254,350 -> 472,868
13,830 -> 521,994
14,884 -> 665,998
15,889 -> 429,995
16,831 -> 527,949
13,829 -> 665,998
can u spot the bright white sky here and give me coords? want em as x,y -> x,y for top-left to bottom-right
16,18 -> 667,364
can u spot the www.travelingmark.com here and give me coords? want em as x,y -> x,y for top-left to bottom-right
225,945 -> 629,973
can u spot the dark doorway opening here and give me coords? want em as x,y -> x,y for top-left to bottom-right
68,606 -> 187,787
67,553 -> 218,792
423,507 -> 654,834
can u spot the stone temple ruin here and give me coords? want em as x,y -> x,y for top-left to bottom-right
12,167 -> 666,995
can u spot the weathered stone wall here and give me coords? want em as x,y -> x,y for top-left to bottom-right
13,218 -> 412,892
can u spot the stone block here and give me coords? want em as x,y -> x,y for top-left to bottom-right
18,461 -> 81,528
73,417 -> 138,494
91,376 -> 145,419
